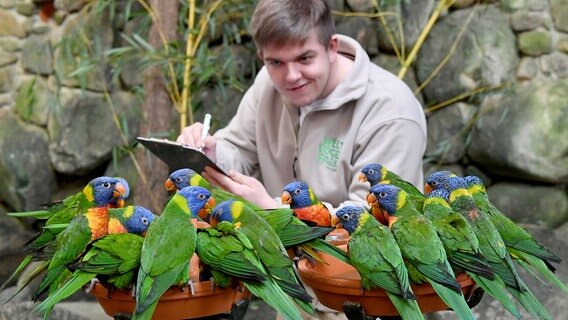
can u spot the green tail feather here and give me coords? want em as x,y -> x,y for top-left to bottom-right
244,280 -> 303,320
131,300 -> 159,320
34,271 -> 96,314
450,251 -> 494,280
0,255 -> 32,293
1,260 -> 49,306
293,297 -> 315,315
429,280 -> 475,320
386,291 -> 424,320
511,249 -> 568,293
468,273 -> 520,319
306,239 -> 351,265
508,285 -> 552,320
7,210 -> 52,219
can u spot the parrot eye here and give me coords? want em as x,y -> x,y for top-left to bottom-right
294,188 -> 302,195
197,193 -> 206,200
176,177 -> 182,182
102,182 -> 111,188
430,180 -> 438,187
141,217 -> 149,225
341,214 -> 350,220
378,192 -> 387,198
368,169 -> 374,175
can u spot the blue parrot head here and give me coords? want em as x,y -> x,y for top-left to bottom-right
124,206 -> 156,235
165,168 -> 194,191
424,170 -> 456,194
281,181 -> 311,208
368,184 -> 402,215
177,186 -> 214,219
87,176 -> 125,207
359,163 -> 384,186
335,205 -> 366,234
209,200 -> 237,227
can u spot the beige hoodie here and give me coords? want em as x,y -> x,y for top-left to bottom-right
214,35 -> 426,209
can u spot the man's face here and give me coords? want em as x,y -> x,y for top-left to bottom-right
259,30 -> 338,107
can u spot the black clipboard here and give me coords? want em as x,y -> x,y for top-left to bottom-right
137,137 -> 227,175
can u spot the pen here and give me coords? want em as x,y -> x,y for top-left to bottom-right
199,113 -> 211,152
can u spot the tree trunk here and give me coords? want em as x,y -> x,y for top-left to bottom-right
134,0 -> 179,213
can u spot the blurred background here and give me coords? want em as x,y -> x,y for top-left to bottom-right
0,0 -> 566,319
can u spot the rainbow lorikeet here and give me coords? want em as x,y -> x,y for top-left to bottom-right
210,200 -> 314,315
281,180 -> 332,227
108,205 -> 156,235
424,188 -> 520,319
196,221 -> 304,320
31,177 -> 127,302
132,186 -> 215,320
464,175 -> 567,294
426,172 -> 552,320
333,206 -> 424,320
368,184 -> 475,320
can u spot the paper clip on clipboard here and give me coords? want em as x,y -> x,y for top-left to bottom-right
136,137 -> 227,175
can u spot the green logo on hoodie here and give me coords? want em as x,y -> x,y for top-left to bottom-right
317,136 -> 343,171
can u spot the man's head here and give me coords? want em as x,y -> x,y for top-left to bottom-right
250,0 -> 340,107
250,0 -> 335,51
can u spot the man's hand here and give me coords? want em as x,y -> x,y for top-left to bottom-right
202,167 -> 279,209
177,123 -> 217,161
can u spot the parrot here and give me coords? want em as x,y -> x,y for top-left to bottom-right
423,188 -> 521,319
425,171 -> 552,320
196,221 -> 304,320
464,175 -> 567,293
209,200 -> 314,315
108,205 -> 157,235
30,177 -> 127,302
333,206 -> 424,320
281,180 -> 332,227
132,186 -> 215,320
359,163 -> 425,211
1,176 -> 127,293
367,184 -> 475,320
165,168 -> 350,264
34,232 -> 150,317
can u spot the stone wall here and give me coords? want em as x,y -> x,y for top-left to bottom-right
0,0 -> 567,318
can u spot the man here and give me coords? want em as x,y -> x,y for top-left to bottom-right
177,0 -> 426,213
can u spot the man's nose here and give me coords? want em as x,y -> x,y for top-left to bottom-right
285,63 -> 301,82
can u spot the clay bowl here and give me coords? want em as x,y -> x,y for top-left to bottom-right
91,279 -> 250,319
298,245 -> 476,317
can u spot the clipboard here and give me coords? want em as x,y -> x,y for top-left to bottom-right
137,137 -> 227,175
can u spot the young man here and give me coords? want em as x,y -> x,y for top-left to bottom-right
177,0 -> 426,210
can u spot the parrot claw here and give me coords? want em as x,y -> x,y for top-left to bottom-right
84,278 -> 100,294
131,286 -> 136,298
188,280 -> 195,295
210,278 -> 215,292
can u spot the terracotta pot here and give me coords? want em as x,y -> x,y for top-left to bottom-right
297,245 -> 476,316
92,278 -> 251,319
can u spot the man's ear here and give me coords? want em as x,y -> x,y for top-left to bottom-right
256,50 -> 264,61
328,35 -> 339,61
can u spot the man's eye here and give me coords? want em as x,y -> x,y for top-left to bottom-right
269,61 -> 281,66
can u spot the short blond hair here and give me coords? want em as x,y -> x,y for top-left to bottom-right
250,0 -> 335,50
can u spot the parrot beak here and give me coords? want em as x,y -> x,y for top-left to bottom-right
209,216 -> 218,227
424,183 -> 432,194
281,191 -> 292,205
116,198 -> 125,208
198,196 -> 216,220
164,178 -> 176,191
113,183 -> 127,200
358,173 -> 368,183
366,192 -> 378,207
330,215 -> 342,229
